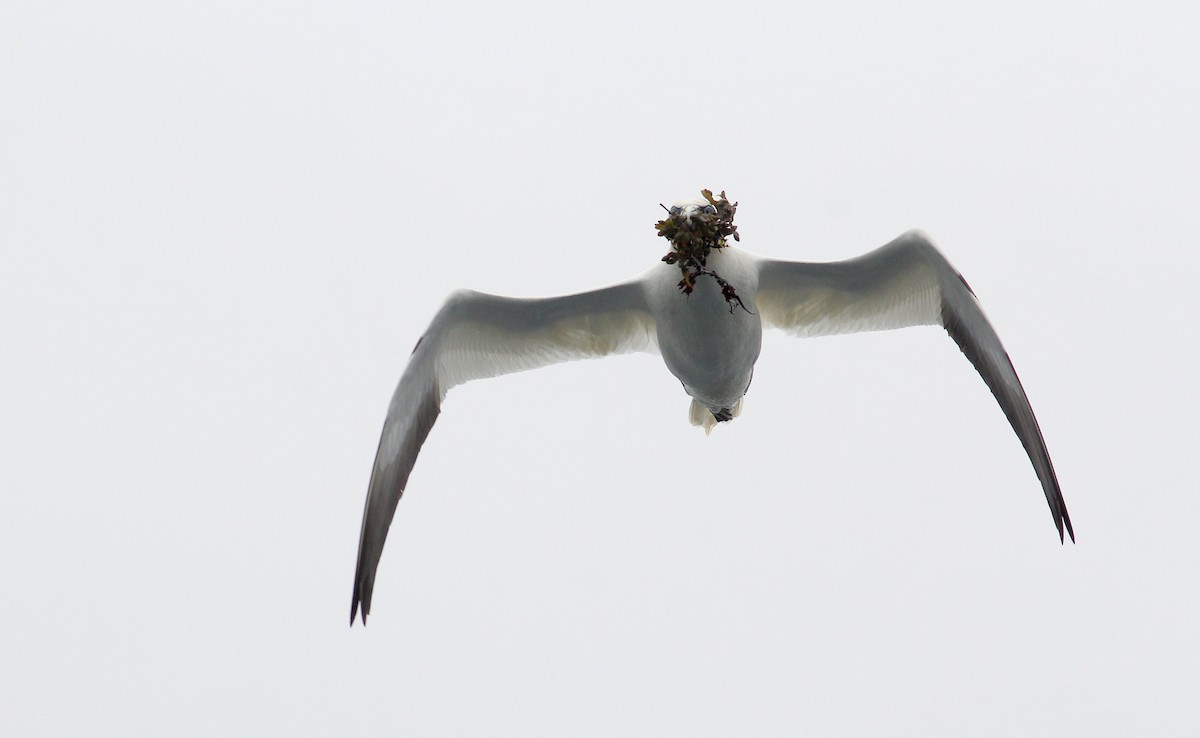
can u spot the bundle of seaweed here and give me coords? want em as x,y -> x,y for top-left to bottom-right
656,189 -> 748,313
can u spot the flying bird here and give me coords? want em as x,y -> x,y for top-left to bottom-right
351,193 -> 1074,625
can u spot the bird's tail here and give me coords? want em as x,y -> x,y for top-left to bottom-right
688,397 -> 743,435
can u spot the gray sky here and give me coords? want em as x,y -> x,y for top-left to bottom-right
3,1 -> 1198,735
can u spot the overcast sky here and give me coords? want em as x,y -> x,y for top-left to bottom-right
3,1 -> 1199,735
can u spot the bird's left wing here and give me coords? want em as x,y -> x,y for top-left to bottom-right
755,230 -> 1073,543
352,280 -> 657,625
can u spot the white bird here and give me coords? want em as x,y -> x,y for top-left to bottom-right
350,197 -> 1074,625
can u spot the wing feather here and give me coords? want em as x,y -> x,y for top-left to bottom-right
756,230 -> 1074,543
351,280 -> 657,624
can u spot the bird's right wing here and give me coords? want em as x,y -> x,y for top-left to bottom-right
351,280 -> 657,625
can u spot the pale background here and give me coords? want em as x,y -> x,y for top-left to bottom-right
3,1 -> 1198,735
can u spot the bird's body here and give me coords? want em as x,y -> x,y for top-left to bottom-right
350,198 -> 1074,625
647,243 -> 761,422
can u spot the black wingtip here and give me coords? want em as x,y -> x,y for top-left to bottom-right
350,585 -> 369,627
350,601 -> 369,627
1054,503 -> 1075,545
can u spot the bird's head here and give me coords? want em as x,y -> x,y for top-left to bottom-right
655,189 -> 739,247
665,199 -> 719,222
655,189 -> 749,312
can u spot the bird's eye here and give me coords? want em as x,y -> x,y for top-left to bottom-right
669,205 -> 682,215
701,204 -> 717,215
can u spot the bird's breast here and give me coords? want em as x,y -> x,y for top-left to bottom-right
646,248 -> 763,407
